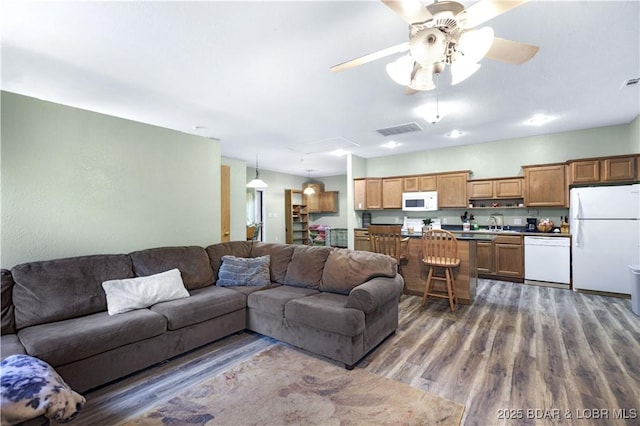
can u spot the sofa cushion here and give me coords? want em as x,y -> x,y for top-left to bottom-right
320,249 -> 397,295
1,269 -> 16,335
217,255 -> 270,287
283,246 -> 333,289
250,243 -> 295,284
0,334 -> 26,359
285,292 -> 365,337
129,246 -> 214,291
17,309 -> 167,366
247,286 -> 318,318
206,241 -> 254,283
11,254 -> 135,329
102,269 -> 190,315
150,285 -> 246,331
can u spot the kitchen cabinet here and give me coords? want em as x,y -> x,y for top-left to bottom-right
602,156 -> 636,182
468,178 -> 523,200
419,175 -> 438,191
354,178 -> 382,210
382,178 -> 403,209
569,159 -> 600,183
467,180 -> 494,199
494,236 -> 524,278
403,175 -> 437,192
436,172 -> 469,208
495,178 -> 523,198
403,176 -> 419,192
568,155 -> 637,184
476,241 -> 493,274
354,229 -> 370,251
354,179 -> 366,210
365,179 -> 382,209
523,164 -> 567,207
307,191 -> 338,213
477,234 -> 524,280
285,189 -> 309,245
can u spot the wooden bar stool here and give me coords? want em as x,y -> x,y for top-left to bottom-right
421,229 -> 460,311
368,225 -> 410,274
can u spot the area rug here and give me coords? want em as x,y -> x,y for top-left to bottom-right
121,344 -> 464,425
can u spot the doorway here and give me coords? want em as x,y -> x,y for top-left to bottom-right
247,189 -> 265,241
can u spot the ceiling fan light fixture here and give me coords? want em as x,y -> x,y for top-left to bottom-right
409,66 -> 436,91
450,61 -> 481,85
386,55 -> 414,86
457,27 -> 495,64
410,28 -> 447,66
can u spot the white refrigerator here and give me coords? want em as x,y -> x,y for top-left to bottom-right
570,184 -> 640,294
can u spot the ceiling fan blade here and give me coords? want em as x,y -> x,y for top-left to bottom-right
382,0 -> 433,25
484,37 -> 539,65
330,42 -> 410,72
464,0 -> 529,29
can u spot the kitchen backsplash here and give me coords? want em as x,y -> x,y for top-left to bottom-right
363,207 -> 570,228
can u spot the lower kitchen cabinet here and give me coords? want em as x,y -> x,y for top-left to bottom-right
354,229 -> 370,251
478,235 -> 524,281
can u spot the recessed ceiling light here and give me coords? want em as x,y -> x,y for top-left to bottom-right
448,130 -> 465,138
331,149 -> 350,157
382,141 -> 402,149
526,114 -> 554,126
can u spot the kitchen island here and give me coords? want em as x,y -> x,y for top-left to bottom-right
400,232 -> 496,305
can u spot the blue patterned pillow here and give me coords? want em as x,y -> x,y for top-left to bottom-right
217,255 -> 271,287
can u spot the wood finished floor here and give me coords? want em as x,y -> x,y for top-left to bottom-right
78,279 -> 640,426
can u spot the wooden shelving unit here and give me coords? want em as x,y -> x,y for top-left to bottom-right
285,189 -> 309,245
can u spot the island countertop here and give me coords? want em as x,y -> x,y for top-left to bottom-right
401,231 -> 497,241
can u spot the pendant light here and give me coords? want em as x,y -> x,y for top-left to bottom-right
246,154 -> 268,188
303,170 -> 315,195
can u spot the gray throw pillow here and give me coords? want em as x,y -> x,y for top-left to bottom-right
217,255 -> 271,287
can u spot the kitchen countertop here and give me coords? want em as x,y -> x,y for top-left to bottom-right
356,227 -> 571,238
402,232 -> 497,241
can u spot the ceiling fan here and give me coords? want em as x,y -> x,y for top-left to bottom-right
330,0 -> 539,92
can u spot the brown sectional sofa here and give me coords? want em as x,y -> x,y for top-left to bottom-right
0,241 -> 404,392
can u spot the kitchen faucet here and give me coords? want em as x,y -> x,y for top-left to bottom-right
488,215 -> 500,231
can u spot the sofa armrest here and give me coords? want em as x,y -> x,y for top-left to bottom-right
345,274 -> 404,314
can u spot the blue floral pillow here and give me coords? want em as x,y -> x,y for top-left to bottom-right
217,255 -> 271,287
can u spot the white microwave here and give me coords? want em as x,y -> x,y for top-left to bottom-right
402,191 -> 438,211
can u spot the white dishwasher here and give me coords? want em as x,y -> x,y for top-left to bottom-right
524,236 -> 571,286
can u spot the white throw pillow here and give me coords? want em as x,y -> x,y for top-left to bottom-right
102,268 -> 190,315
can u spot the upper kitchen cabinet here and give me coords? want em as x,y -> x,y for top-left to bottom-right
307,191 -> 338,213
436,172 -> 469,208
403,175 -> 438,192
382,178 -> 402,209
468,178 -> 523,200
403,176 -> 419,192
354,178 -> 382,210
569,155 -> 638,185
494,178 -> 523,198
523,164 -> 568,207
467,180 -> 493,199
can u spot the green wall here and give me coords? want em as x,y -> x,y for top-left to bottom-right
1,92 -> 221,268
363,123 -> 635,179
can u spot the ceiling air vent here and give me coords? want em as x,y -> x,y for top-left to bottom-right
622,77 -> 639,88
376,122 -> 423,137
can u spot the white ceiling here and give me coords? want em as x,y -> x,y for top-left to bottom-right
2,1 -> 639,177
